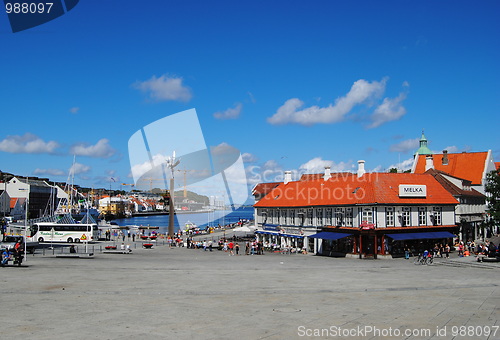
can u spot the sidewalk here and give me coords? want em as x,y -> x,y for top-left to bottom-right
1,243 -> 498,340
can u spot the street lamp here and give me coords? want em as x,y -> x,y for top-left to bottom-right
18,178 -> 30,263
166,151 -> 180,237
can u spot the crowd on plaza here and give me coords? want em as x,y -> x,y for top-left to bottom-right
404,237 -> 499,262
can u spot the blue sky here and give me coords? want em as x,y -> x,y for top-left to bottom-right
0,0 -> 498,194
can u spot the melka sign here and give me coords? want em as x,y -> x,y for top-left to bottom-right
399,185 -> 427,197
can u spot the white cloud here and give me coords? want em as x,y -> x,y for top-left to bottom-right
133,74 -> 192,102
242,152 -> 258,163
389,138 -> 419,153
369,92 -> 407,128
299,157 -> 353,173
387,157 -> 414,172
0,133 -> 59,154
130,153 -> 168,182
432,145 -> 459,154
211,142 -> 238,155
69,162 -> 91,175
33,168 -> 65,176
213,103 -> 242,120
247,92 -> 256,103
267,78 -> 387,125
69,107 -> 80,114
70,139 -> 116,158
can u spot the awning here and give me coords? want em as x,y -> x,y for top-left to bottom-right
387,231 -> 455,241
255,231 -> 304,238
308,232 -> 352,240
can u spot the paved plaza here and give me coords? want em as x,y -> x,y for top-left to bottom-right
1,241 -> 499,340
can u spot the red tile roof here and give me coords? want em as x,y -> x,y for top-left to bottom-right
9,197 -> 26,209
252,182 -> 281,196
413,152 -> 489,185
300,173 -> 357,181
425,169 -> 484,198
496,162 -> 500,171
254,173 -> 458,208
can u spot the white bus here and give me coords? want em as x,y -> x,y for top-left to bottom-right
30,223 -> 98,243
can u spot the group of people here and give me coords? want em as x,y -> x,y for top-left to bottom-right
404,238 -> 500,261
1,239 -> 24,267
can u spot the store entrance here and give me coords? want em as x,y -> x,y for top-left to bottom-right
361,235 -> 375,258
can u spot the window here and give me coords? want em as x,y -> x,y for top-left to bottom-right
325,208 -> 332,226
335,209 -> 344,227
431,208 -> 442,226
362,210 -> 373,224
401,211 -> 410,227
262,209 -> 268,224
289,209 -> 295,225
280,209 -> 287,225
307,209 -> 313,226
386,210 -> 394,227
418,209 -> 426,226
316,208 -> 323,226
345,208 -> 353,226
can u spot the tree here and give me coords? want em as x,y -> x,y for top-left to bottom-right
485,169 -> 500,229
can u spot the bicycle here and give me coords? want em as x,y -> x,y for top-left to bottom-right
413,253 -> 423,265
413,253 -> 434,265
424,254 -> 434,265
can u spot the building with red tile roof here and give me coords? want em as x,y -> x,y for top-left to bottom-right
254,167 -> 459,259
425,168 -> 486,241
412,150 -> 496,193
252,182 -> 281,203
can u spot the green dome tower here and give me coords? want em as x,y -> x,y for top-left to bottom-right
415,130 -> 432,155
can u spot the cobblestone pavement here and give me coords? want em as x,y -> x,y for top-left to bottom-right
1,243 -> 498,340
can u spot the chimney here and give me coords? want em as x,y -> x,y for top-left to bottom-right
357,160 -> 366,178
323,166 -> 331,181
425,155 -> 434,171
284,171 -> 292,184
442,150 -> 449,165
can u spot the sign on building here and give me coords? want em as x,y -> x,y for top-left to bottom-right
399,185 -> 427,197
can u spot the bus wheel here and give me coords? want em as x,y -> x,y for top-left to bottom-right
74,238 -> 80,243
38,237 -> 44,242
67,238 -> 73,243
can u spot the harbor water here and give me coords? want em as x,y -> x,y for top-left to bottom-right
111,207 -> 254,234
